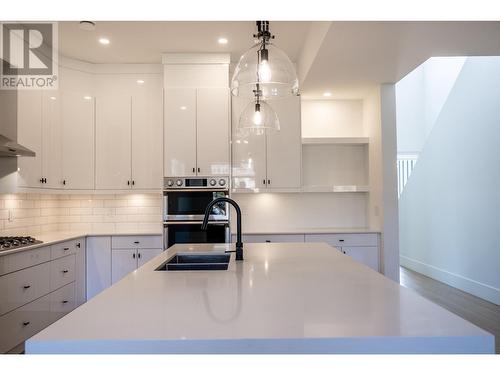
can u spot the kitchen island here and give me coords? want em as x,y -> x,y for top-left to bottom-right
26,243 -> 494,354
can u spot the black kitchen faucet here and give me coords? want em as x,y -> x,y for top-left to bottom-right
202,197 -> 244,261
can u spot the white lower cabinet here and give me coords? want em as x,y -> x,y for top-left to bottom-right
111,245 -> 162,283
86,236 -> 112,300
0,237 -> 86,353
88,235 -> 163,296
305,233 -> 380,271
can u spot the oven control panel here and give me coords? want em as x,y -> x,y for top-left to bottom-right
164,176 -> 229,190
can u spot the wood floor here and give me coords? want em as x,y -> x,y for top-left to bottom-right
400,266 -> 500,354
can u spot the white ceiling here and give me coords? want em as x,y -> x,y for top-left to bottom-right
58,21 -> 500,99
302,21 -> 500,99
58,21 -> 310,64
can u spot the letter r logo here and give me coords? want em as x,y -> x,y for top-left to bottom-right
2,23 -> 53,75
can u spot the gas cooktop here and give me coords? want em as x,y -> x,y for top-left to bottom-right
0,236 -> 43,251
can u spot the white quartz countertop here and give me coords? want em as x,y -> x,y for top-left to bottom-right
0,230 -> 162,256
26,242 -> 494,354
232,227 -> 381,235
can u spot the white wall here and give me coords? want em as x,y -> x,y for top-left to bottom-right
301,100 -> 364,138
232,192 -> 367,232
398,57 -> 500,304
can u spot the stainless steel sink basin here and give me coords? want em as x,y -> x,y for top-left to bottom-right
156,253 -> 230,271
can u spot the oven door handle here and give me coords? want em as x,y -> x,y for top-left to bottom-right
163,221 -> 229,225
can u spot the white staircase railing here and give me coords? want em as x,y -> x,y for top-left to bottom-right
397,154 -> 418,198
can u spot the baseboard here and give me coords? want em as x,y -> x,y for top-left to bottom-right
400,255 -> 500,305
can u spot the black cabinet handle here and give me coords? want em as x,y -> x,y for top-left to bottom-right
197,167 -> 200,173
62,300 -> 68,304
132,180 -> 135,186
133,241 -> 140,244
133,253 -> 136,259
192,167 -> 195,173
138,253 -> 141,259
339,239 -> 344,242
62,180 -> 66,185
265,240 -> 271,243
263,179 -> 266,185
23,321 -> 30,326
76,242 -> 81,248
63,247 -> 69,251
62,269 -> 69,274
23,285 -> 31,289
267,179 -> 271,185
127,180 -> 130,186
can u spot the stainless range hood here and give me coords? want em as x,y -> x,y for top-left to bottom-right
0,134 -> 35,157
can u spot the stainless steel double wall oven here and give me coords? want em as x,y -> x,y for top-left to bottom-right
163,176 -> 230,249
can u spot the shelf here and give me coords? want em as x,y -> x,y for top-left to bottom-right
301,137 -> 369,145
301,186 -> 369,193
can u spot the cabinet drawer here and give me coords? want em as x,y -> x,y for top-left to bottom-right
50,240 -> 76,260
305,233 -> 379,247
0,246 -> 51,276
49,282 -> 76,322
111,235 -> 162,249
239,234 -> 305,243
0,294 -> 50,353
341,246 -> 379,272
50,255 -> 76,291
0,262 -> 51,316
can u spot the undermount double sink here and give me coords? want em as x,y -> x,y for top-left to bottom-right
156,253 -> 230,271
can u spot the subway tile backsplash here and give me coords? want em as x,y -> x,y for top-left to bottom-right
0,193 -> 162,236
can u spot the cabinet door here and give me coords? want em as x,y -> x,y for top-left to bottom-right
132,88 -> 163,189
342,246 -> 379,271
111,249 -> 138,284
17,90 -> 43,188
164,88 -> 197,177
74,238 -> 86,307
137,248 -> 163,268
41,91 -> 62,188
86,237 -> 111,300
231,96 -> 267,190
266,96 -> 302,189
61,92 -> 95,189
196,88 -> 230,176
95,94 -> 132,189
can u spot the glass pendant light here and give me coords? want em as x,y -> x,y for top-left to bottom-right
231,21 -> 299,99
237,86 -> 280,136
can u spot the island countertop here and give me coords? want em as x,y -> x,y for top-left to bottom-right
26,243 -> 494,354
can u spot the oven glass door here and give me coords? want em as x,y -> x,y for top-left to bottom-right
164,191 -> 227,221
165,223 -> 228,248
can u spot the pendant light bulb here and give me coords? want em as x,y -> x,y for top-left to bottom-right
258,60 -> 272,83
252,103 -> 263,125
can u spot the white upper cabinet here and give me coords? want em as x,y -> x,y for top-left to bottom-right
41,91 -> 63,189
17,90 -> 43,188
231,96 -> 267,190
196,88 -> 230,176
164,88 -> 197,177
265,96 -> 302,190
95,94 -> 132,190
164,87 -> 230,177
231,95 -> 302,191
61,92 -> 95,190
132,87 -> 163,189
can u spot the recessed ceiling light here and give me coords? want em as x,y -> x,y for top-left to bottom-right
79,21 -> 96,31
49,96 -> 56,100
218,37 -> 228,45
180,106 -> 187,110
83,96 -> 92,100
323,92 -> 332,97
98,37 -> 110,45
136,79 -> 145,84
